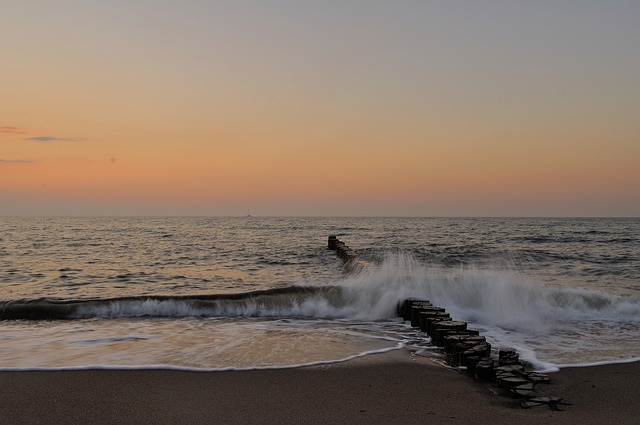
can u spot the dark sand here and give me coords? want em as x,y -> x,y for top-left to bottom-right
1,350 -> 638,425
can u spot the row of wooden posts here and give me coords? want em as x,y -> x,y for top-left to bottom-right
327,235 -> 358,262
396,298 -> 563,408
329,236 -> 561,408
397,299 -> 545,385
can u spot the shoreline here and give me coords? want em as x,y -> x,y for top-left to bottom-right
1,349 -> 638,425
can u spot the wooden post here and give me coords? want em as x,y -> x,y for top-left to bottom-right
427,316 -> 452,336
408,302 -> 432,327
395,297 -> 558,405
419,311 -> 449,332
476,358 -> 495,382
433,321 -> 468,346
499,349 -> 520,366
465,356 -> 481,377
397,299 -> 430,320
328,237 -> 360,265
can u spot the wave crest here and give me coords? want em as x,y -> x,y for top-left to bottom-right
2,254 -> 638,329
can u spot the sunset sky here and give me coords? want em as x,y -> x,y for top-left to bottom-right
1,1 -> 638,216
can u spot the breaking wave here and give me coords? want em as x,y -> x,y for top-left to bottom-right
3,254 -> 638,332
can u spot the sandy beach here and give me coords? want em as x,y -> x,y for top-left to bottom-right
1,350 -> 637,425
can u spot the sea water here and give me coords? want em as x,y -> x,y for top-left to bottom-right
1,217 -> 638,372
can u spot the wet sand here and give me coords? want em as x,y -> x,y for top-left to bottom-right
0,350 -> 637,425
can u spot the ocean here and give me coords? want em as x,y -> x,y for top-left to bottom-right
1,217 -> 638,372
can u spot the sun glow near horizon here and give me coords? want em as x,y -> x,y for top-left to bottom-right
1,1 -> 639,217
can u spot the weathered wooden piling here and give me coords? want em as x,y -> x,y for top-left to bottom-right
419,311 -> 449,332
521,397 -> 568,410
443,334 -> 486,354
426,316 -> 453,336
510,383 -> 536,398
458,342 -> 492,366
476,358 -> 495,381
433,320 -> 468,346
397,299 -> 430,320
499,349 -> 520,366
497,375 -> 530,390
465,356 -> 481,377
410,302 -> 436,327
327,236 -> 359,264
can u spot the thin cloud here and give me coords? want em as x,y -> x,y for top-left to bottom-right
24,136 -> 75,142
0,126 -> 28,135
0,159 -> 35,164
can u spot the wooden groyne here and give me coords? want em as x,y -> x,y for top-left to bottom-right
327,236 -> 359,263
327,236 -> 366,273
398,300 -> 563,408
329,237 -> 565,410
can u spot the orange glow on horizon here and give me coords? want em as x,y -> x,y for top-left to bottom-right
1,2 -> 639,216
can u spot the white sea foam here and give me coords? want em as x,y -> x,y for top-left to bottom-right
0,345 -> 404,372
70,253 -> 639,370
3,253 -> 638,370
336,253 -> 640,369
0,317 -> 403,371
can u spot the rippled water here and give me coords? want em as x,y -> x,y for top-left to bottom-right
1,217 -> 638,370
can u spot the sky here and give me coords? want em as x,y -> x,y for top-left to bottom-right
1,0 -> 639,216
